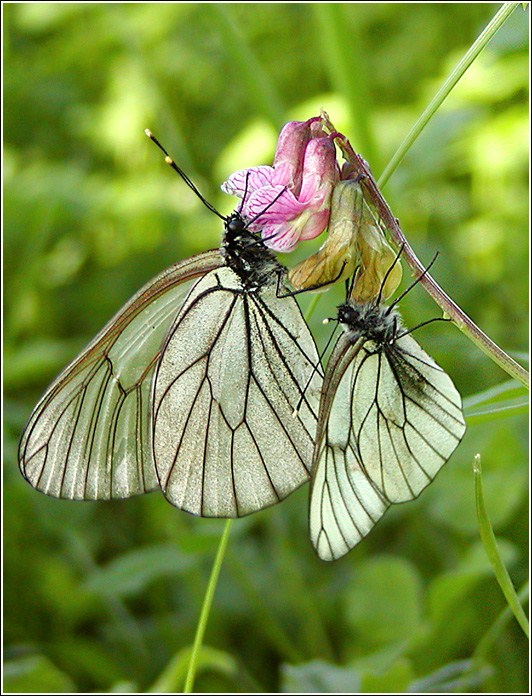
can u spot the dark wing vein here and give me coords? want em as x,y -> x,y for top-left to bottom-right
251,295 -> 320,434
249,308 -> 313,470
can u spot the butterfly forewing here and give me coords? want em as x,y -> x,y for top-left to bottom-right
152,266 -> 322,517
352,333 -> 465,502
19,250 -> 223,501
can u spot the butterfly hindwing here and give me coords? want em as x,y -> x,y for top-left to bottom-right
351,333 -> 465,502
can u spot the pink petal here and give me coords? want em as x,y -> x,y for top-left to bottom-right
244,185 -> 306,225
262,221 -> 302,252
298,137 -> 338,205
221,166 -> 274,198
271,119 -> 319,195
297,208 -> 331,241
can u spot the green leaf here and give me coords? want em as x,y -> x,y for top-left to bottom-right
463,379 -> 528,423
344,555 -> 424,648
3,656 -> 76,694
408,659 -> 492,692
280,660 -> 361,693
84,544 -> 198,598
109,681 -> 138,692
360,658 -> 414,692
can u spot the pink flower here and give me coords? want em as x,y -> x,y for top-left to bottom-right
221,118 -> 339,252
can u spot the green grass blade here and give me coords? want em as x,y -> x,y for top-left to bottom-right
463,380 -> 528,423
379,2 -> 520,187
473,455 -> 529,638
184,519 -> 233,693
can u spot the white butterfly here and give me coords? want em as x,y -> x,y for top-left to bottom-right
309,290 -> 466,561
19,141 -> 323,518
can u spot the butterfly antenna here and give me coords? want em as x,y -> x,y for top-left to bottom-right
236,171 -> 251,216
248,186 -> 287,228
396,315 -> 450,340
245,186 -> 290,249
385,250 -> 439,315
145,129 -> 225,220
375,242 -> 405,306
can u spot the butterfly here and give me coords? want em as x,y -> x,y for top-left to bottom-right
19,133 -> 323,518
309,262 -> 466,561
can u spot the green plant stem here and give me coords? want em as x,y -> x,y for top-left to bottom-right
473,455 -> 529,639
321,3 -> 527,388
183,267 -> 325,691
334,139 -> 529,389
184,519 -> 233,693
331,3 -> 528,387
379,2 -> 520,187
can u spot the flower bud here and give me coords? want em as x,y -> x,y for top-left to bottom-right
288,179 -> 364,290
289,179 -> 402,301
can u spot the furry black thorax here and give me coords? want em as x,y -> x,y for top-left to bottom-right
221,213 -> 283,290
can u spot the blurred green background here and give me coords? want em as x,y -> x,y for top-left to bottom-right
4,3 -> 528,693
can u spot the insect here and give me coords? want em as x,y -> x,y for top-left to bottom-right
19,133 -> 323,518
309,260 -> 466,561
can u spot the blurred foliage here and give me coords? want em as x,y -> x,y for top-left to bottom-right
4,3 -> 528,693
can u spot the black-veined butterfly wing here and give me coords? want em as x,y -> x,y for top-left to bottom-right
310,320 -> 466,561
19,250 -> 222,501
153,266 -> 323,517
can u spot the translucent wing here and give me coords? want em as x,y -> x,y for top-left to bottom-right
19,251 -> 222,501
152,266 -> 322,517
310,332 -> 466,561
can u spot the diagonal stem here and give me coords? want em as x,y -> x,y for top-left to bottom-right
329,126 -> 528,388
328,3 -> 528,387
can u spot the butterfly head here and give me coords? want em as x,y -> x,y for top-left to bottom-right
338,300 -> 402,346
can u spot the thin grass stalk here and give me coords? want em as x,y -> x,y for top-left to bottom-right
473,454 -> 529,638
379,2 -> 521,186
184,519 -> 233,692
